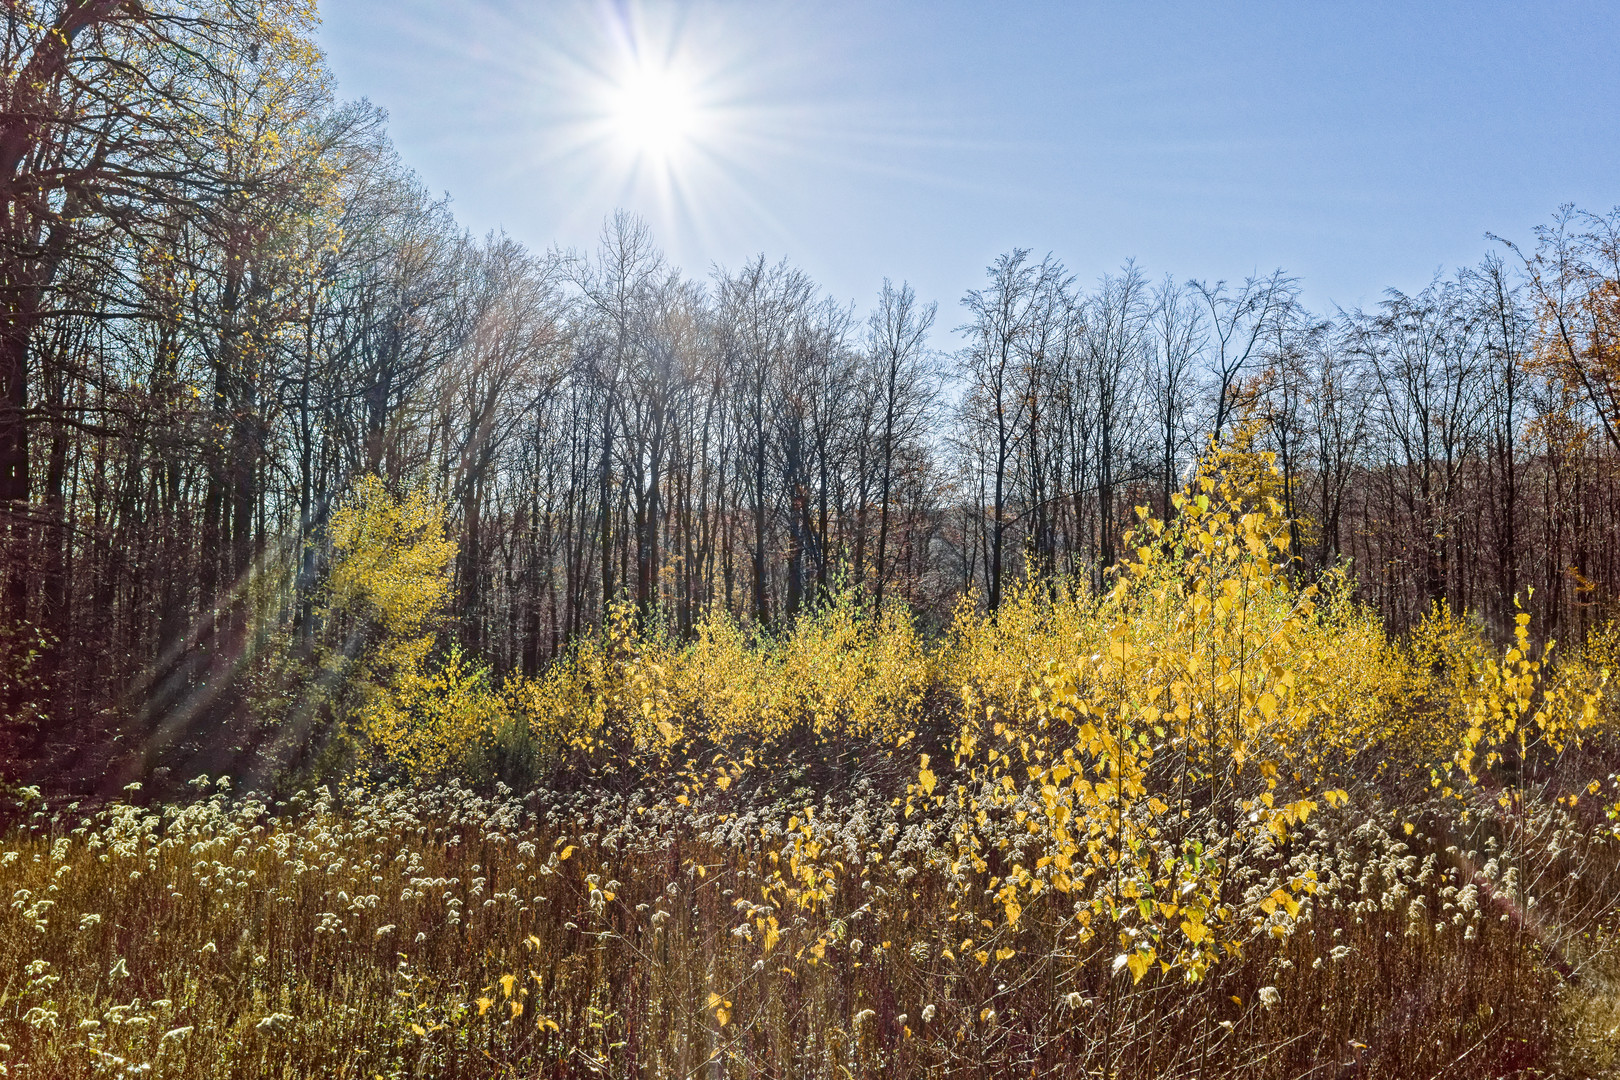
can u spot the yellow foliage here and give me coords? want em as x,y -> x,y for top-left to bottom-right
327,475 -> 456,680
942,438 -> 1408,982
507,589 -> 933,759
326,475 -> 497,777
361,644 -> 507,780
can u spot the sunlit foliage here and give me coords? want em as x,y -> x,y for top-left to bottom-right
325,477 -> 469,777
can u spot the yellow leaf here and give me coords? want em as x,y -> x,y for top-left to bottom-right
709,992 -> 732,1026
1268,888 -> 1300,918
477,996 -> 493,1016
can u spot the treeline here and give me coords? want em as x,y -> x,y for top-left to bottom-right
5,2 -> 1620,776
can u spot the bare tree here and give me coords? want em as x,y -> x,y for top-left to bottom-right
1351,278 -> 1485,617
958,250 -> 1065,611
1192,269 -> 1298,441
865,279 -> 937,607
1144,276 -> 1206,519
1081,263 -> 1149,573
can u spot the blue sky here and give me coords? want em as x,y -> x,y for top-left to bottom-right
319,1 -> 1620,327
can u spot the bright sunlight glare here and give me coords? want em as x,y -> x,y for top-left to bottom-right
610,63 -> 701,160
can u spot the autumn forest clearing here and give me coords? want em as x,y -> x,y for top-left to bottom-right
8,3 -> 1620,1078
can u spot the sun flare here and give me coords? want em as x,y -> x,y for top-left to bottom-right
610,62 -> 701,160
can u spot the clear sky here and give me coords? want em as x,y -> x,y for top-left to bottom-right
318,0 -> 1620,329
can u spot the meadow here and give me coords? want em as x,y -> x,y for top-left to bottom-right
6,447 -> 1620,1078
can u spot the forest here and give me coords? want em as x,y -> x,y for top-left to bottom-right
6,3 -> 1620,1078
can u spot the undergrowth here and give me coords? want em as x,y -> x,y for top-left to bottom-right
6,443 -> 1620,1077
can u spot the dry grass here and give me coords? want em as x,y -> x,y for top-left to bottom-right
2,775 -> 1617,1079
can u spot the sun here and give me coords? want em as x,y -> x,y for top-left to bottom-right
609,62 -> 701,160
